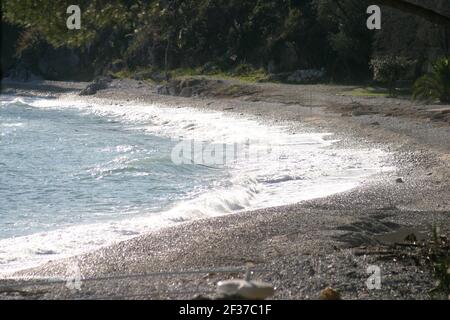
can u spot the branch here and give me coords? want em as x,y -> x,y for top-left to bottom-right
374,0 -> 450,27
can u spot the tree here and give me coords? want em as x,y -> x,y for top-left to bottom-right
373,0 -> 450,27
413,56 -> 450,103
1,1 -> 134,47
332,0 -> 450,27
370,55 -> 413,96
316,0 -> 374,81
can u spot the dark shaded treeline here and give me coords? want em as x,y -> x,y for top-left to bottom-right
1,0 -> 449,82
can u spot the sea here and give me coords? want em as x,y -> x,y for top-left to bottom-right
0,94 -> 392,274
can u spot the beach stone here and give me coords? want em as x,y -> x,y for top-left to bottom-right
216,279 -> 275,300
319,287 -> 341,300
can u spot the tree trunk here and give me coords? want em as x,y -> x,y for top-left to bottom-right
164,38 -> 170,81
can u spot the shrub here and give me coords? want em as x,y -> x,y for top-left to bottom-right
232,63 -> 256,76
413,56 -> 450,103
370,55 -> 413,96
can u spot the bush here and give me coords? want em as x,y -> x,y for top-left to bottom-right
370,56 -> 413,96
413,56 -> 450,103
232,63 -> 256,76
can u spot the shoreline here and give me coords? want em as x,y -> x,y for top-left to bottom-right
1,78 -> 449,299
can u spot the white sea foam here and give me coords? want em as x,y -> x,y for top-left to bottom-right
0,95 -> 394,274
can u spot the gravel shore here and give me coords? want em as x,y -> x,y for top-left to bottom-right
1,78 -> 449,300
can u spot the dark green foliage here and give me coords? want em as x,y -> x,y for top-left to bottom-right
315,0 -> 374,82
2,0 -> 449,83
1,0 -> 332,78
1,23 -> 22,76
413,56 -> 450,103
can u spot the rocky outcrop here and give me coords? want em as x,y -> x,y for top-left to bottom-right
79,76 -> 112,95
262,68 -> 326,84
4,63 -> 43,82
287,69 -> 325,83
133,70 -> 166,82
157,78 -> 216,97
156,77 -> 262,99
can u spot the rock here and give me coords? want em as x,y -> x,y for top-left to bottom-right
319,287 -> 341,300
168,81 -> 180,96
132,71 -> 152,81
156,85 -> 170,95
180,78 -> 203,89
156,78 -> 210,97
79,85 -> 98,96
79,76 -> 111,96
216,279 -> 275,300
286,69 -> 325,84
396,177 -> 404,183
404,233 -> 417,242
264,72 -> 291,82
179,87 -> 192,97
149,71 -> 166,82
5,64 -> 43,82
133,70 -> 167,82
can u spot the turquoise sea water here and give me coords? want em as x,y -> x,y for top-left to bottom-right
0,94 -> 392,273
0,95 -> 227,240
